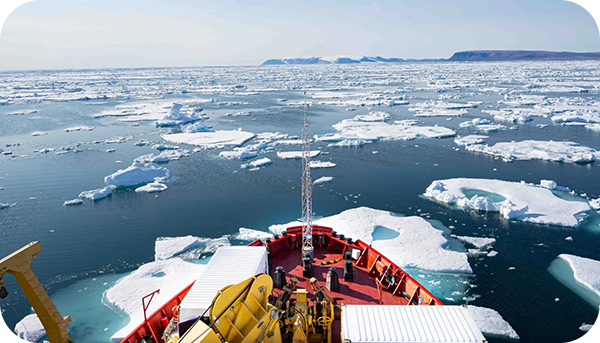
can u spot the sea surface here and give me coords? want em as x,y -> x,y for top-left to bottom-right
1,62 -> 600,343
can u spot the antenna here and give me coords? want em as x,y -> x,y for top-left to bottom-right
301,91 -> 313,276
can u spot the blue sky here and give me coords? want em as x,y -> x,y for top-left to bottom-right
0,0 -> 598,69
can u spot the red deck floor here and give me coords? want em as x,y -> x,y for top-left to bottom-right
269,245 -> 409,306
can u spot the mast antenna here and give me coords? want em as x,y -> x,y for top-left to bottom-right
301,91 -> 313,276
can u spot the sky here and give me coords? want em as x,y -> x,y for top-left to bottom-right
0,0 -> 599,70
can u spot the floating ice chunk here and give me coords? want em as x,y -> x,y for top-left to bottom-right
31,131 -> 48,136
233,228 -> 274,241
353,111 -> 391,122
466,140 -> 597,163
540,180 -> 557,190
64,198 -> 84,206
580,324 -> 593,332
453,235 -> 495,249
484,109 -> 534,123
459,118 -> 507,132
154,235 -> 231,261
327,139 -> 370,147
566,236 -> 573,241
79,186 -> 112,201
454,135 -> 488,146
135,181 -> 167,193
487,250 -> 499,257
241,158 -> 272,169
64,125 -> 95,132
161,130 -> 255,148
414,109 -> 467,117
184,121 -> 212,133
586,124 -> 600,132
467,306 -> 520,340
310,161 -> 336,169
14,314 -> 46,342
155,103 -> 202,127
277,150 -> 321,159
0,203 -> 9,209
135,150 -> 189,163
270,207 -> 471,273
314,176 -> 334,185
104,163 -> 170,187
557,254 -> 600,300
7,109 -> 37,116
107,258 -> 207,341
106,149 -> 116,153
424,178 -> 590,227
152,144 -> 179,151
219,149 -> 258,160
590,199 -> 600,210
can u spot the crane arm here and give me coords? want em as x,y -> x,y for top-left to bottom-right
0,241 -> 73,343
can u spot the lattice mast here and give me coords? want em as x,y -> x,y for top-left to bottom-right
301,91 -> 313,261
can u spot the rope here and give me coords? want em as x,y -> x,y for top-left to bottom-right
6,297 -> 30,338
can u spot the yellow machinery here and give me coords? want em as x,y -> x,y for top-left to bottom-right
0,241 -> 73,343
176,274 -> 335,343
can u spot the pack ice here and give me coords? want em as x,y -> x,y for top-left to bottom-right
424,178 -> 591,227
466,140 -> 597,163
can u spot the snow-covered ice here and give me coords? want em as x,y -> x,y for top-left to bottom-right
466,140 -> 597,163
557,254 -> 600,300
241,157 -> 272,169
64,198 -> 84,206
314,176 -> 334,185
309,161 -> 336,169
453,235 -> 496,249
233,228 -> 274,241
454,135 -> 488,146
468,306 -> 520,340
135,181 -> 168,193
134,150 -> 189,163
424,178 -> 591,227
14,313 -> 46,342
269,207 -> 472,273
161,130 -> 255,148
104,163 -> 170,187
277,150 -> 321,159
64,125 -> 95,132
219,149 -> 258,160
30,131 -> 48,136
154,235 -> 230,261
79,186 -> 112,201
155,103 -> 202,127
107,258 -> 207,340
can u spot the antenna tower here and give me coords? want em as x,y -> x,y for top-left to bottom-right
301,91 -> 314,269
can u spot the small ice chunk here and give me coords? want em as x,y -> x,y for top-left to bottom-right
277,150 -> 321,159
64,125 -> 95,132
314,176 -> 334,185
219,149 -> 257,160
309,161 -> 336,169
31,131 -> 48,136
454,135 -> 488,146
566,236 -> 573,241
64,199 -> 84,206
487,250 -> 499,257
135,181 -> 167,193
453,235 -> 496,249
467,306 -> 520,340
540,180 -> 557,190
79,186 -> 112,201
184,121 -> 212,133
590,198 -> 600,210
242,157 -> 272,169
580,323 -> 593,332
104,163 -> 170,187
15,314 -> 47,342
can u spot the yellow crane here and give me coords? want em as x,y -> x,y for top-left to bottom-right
0,241 -> 73,343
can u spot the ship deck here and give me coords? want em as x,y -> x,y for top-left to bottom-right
269,244 -> 409,306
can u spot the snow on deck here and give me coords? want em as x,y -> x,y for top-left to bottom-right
424,178 -> 591,227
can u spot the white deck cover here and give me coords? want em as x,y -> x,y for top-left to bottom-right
179,246 -> 268,322
342,305 -> 487,343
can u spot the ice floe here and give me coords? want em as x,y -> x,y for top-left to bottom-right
30,131 -> 48,136
314,176 -> 334,185
134,150 -> 189,163
309,161 -> 336,169
64,125 -> 95,132
154,235 -> 231,261
241,157 -> 272,169
424,178 -> 591,227
466,140 -> 597,163
79,186 -> 112,201
161,130 -> 255,148
219,148 -> 258,160
104,163 -> 170,187
353,111 -> 391,122
107,258 -> 207,340
155,103 -> 203,127
557,254 -> 600,300
468,306 -> 520,340
454,135 -> 488,146
452,235 -> 496,249
233,228 -> 274,241
135,181 -> 168,193
269,207 -> 472,273
64,198 -> 84,206
277,150 -> 321,159
459,118 -> 507,132
14,313 -> 46,342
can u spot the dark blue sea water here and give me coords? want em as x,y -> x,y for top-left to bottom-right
1,63 -> 600,343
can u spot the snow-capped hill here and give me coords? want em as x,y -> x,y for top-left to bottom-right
261,56 -> 425,65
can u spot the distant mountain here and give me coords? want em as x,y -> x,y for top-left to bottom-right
448,50 -> 600,61
261,56 -> 444,65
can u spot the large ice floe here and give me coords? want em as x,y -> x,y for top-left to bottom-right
549,254 -> 600,306
104,163 -> 170,187
161,130 -> 255,148
14,313 -> 47,342
154,235 -> 231,261
424,178 -> 591,227
468,306 -> 520,340
314,117 -> 455,144
269,207 -> 472,273
107,258 -> 207,341
466,140 -> 598,163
